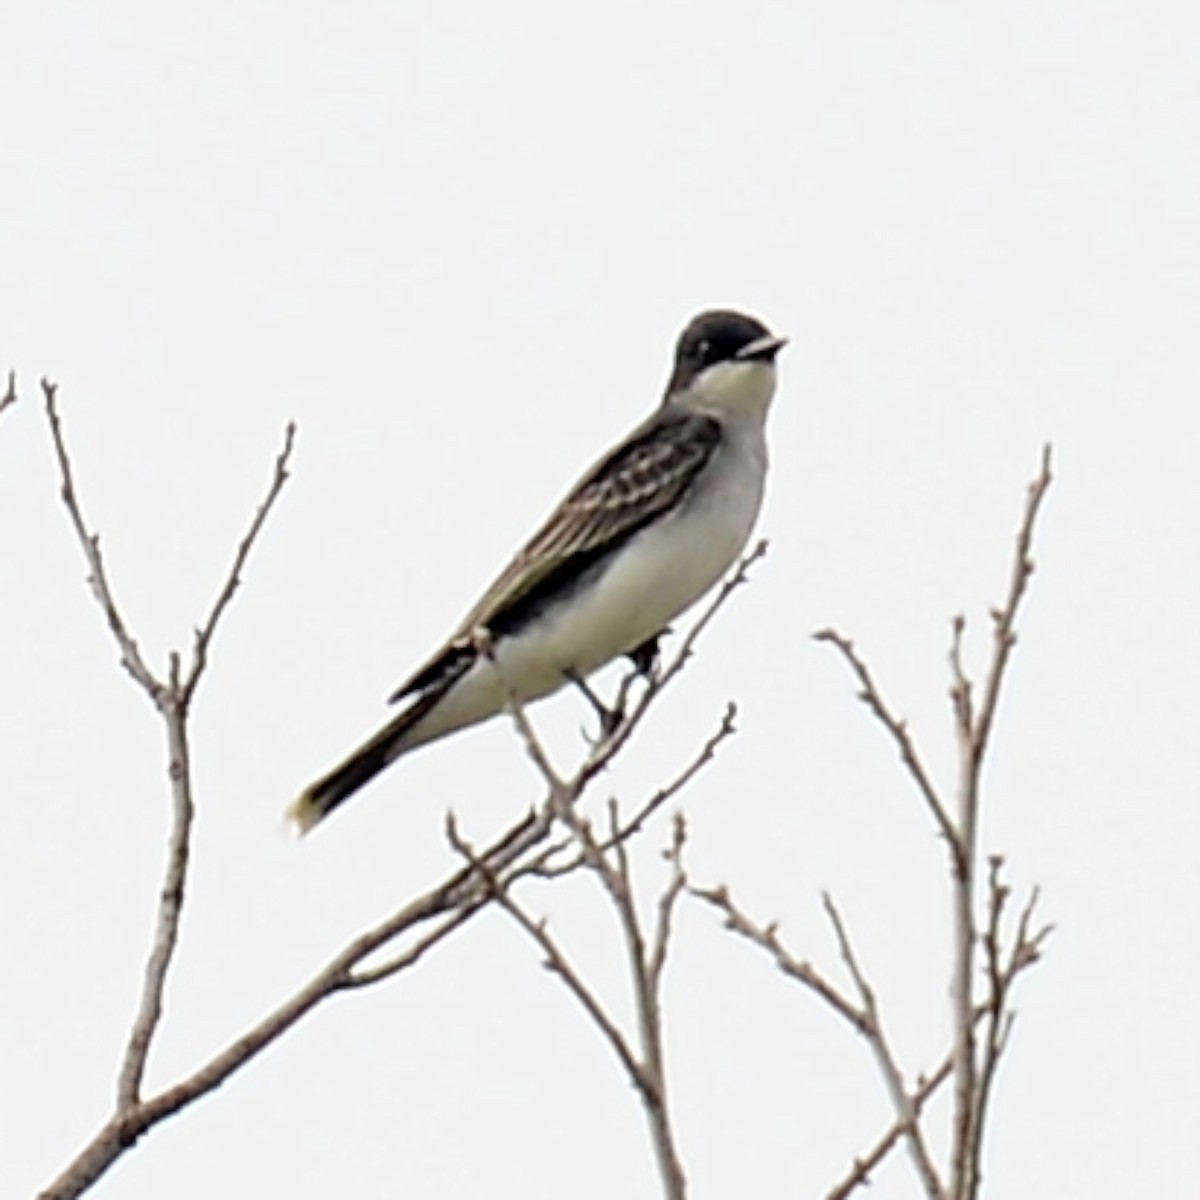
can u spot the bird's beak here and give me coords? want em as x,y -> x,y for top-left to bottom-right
736,333 -> 788,363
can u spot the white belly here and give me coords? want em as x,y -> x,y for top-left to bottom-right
528,454 -> 763,679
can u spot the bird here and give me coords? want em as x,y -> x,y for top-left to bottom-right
289,309 -> 787,833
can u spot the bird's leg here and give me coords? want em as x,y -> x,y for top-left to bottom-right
626,632 -> 665,680
565,669 -> 623,741
566,632 -> 667,744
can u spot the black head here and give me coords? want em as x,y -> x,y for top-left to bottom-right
665,309 -> 786,396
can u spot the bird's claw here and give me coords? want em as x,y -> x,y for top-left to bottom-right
566,669 -> 625,745
627,633 -> 665,681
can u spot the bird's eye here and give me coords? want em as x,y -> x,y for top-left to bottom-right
695,339 -> 711,361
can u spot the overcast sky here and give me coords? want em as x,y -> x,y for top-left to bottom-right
2,2 -> 1197,1197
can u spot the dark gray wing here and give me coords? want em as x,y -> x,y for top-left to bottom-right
390,408 -> 721,703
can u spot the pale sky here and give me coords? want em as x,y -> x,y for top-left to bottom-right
2,2 -> 1197,1197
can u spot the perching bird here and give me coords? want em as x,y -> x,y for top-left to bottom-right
289,309 -> 786,832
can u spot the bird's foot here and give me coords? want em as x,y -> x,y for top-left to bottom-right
566,670 -> 625,743
626,632 -> 666,681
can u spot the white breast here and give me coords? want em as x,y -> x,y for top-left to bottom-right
513,422 -> 767,684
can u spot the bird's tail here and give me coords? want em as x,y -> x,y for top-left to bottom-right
287,719 -> 407,833
289,649 -> 477,834
288,686 -> 451,833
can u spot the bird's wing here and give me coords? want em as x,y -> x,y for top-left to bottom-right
389,408 -> 722,703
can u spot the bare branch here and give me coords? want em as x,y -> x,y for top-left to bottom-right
948,742 -> 980,1199
627,703 -> 737,851
965,858 -> 1054,1182
648,813 -> 689,995
822,893 -> 947,1200
813,626 -> 960,859
690,884 -> 864,1032
827,1047 -> 956,1200
701,878 -> 953,1198
343,906 -> 481,988
42,379 -> 161,699
115,655 -> 195,1108
41,388 -> 300,1131
971,445 -> 1054,760
692,881 -> 1025,1197
41,386 -> 196,1121
1009,885 -> 1054,976
39,796 -> 550,1200
40,437 -> 761,1198
530,702 -> 737,880
707,453 -> 1054,1200
828,957 -> 1053,1200
473,630 -> 700,1199
970,856 -> 1010,1176
593,801 -> 688,1200
183,422 -> 296,703
42,537 -> 752,1198
948,446 -> 1053,1200
948,615 -> 974,738
449,803 -> 691,1198
447,822 -> 648,1089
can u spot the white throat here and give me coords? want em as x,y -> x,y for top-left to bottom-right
683,359 -> 778,422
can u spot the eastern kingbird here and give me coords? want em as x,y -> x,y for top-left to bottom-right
289,309 -> 786,832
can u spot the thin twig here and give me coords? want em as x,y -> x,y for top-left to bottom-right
827,1048 -> 956,1200
971,446 -> 1054,761
42,379 -> 161,698
478,633 -> 698,1200
822,893 -> 947,1200
183,422 -> 297,703
970,856 -> 1010,1178
690,883 -> 865,1031
530,702 -> 737,879
948,446 -> 1053,1200
1009,885 -> 1053,975
966,860 -> 1053,1182
447,822 -> 648,1089
692,877 -> 1042,1198
813,627 -> 959,859
621,704 -> 737,854
43,386 -> 299,1123
606,810 -> 689,1200
648,813 -> 689,994
948,616 -> 974,736
41,383 -> 182,1111
343,905 -> 483,988
609,798 -> 690,1198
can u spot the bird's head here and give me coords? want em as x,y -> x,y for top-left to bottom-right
665,309 -> 787,419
